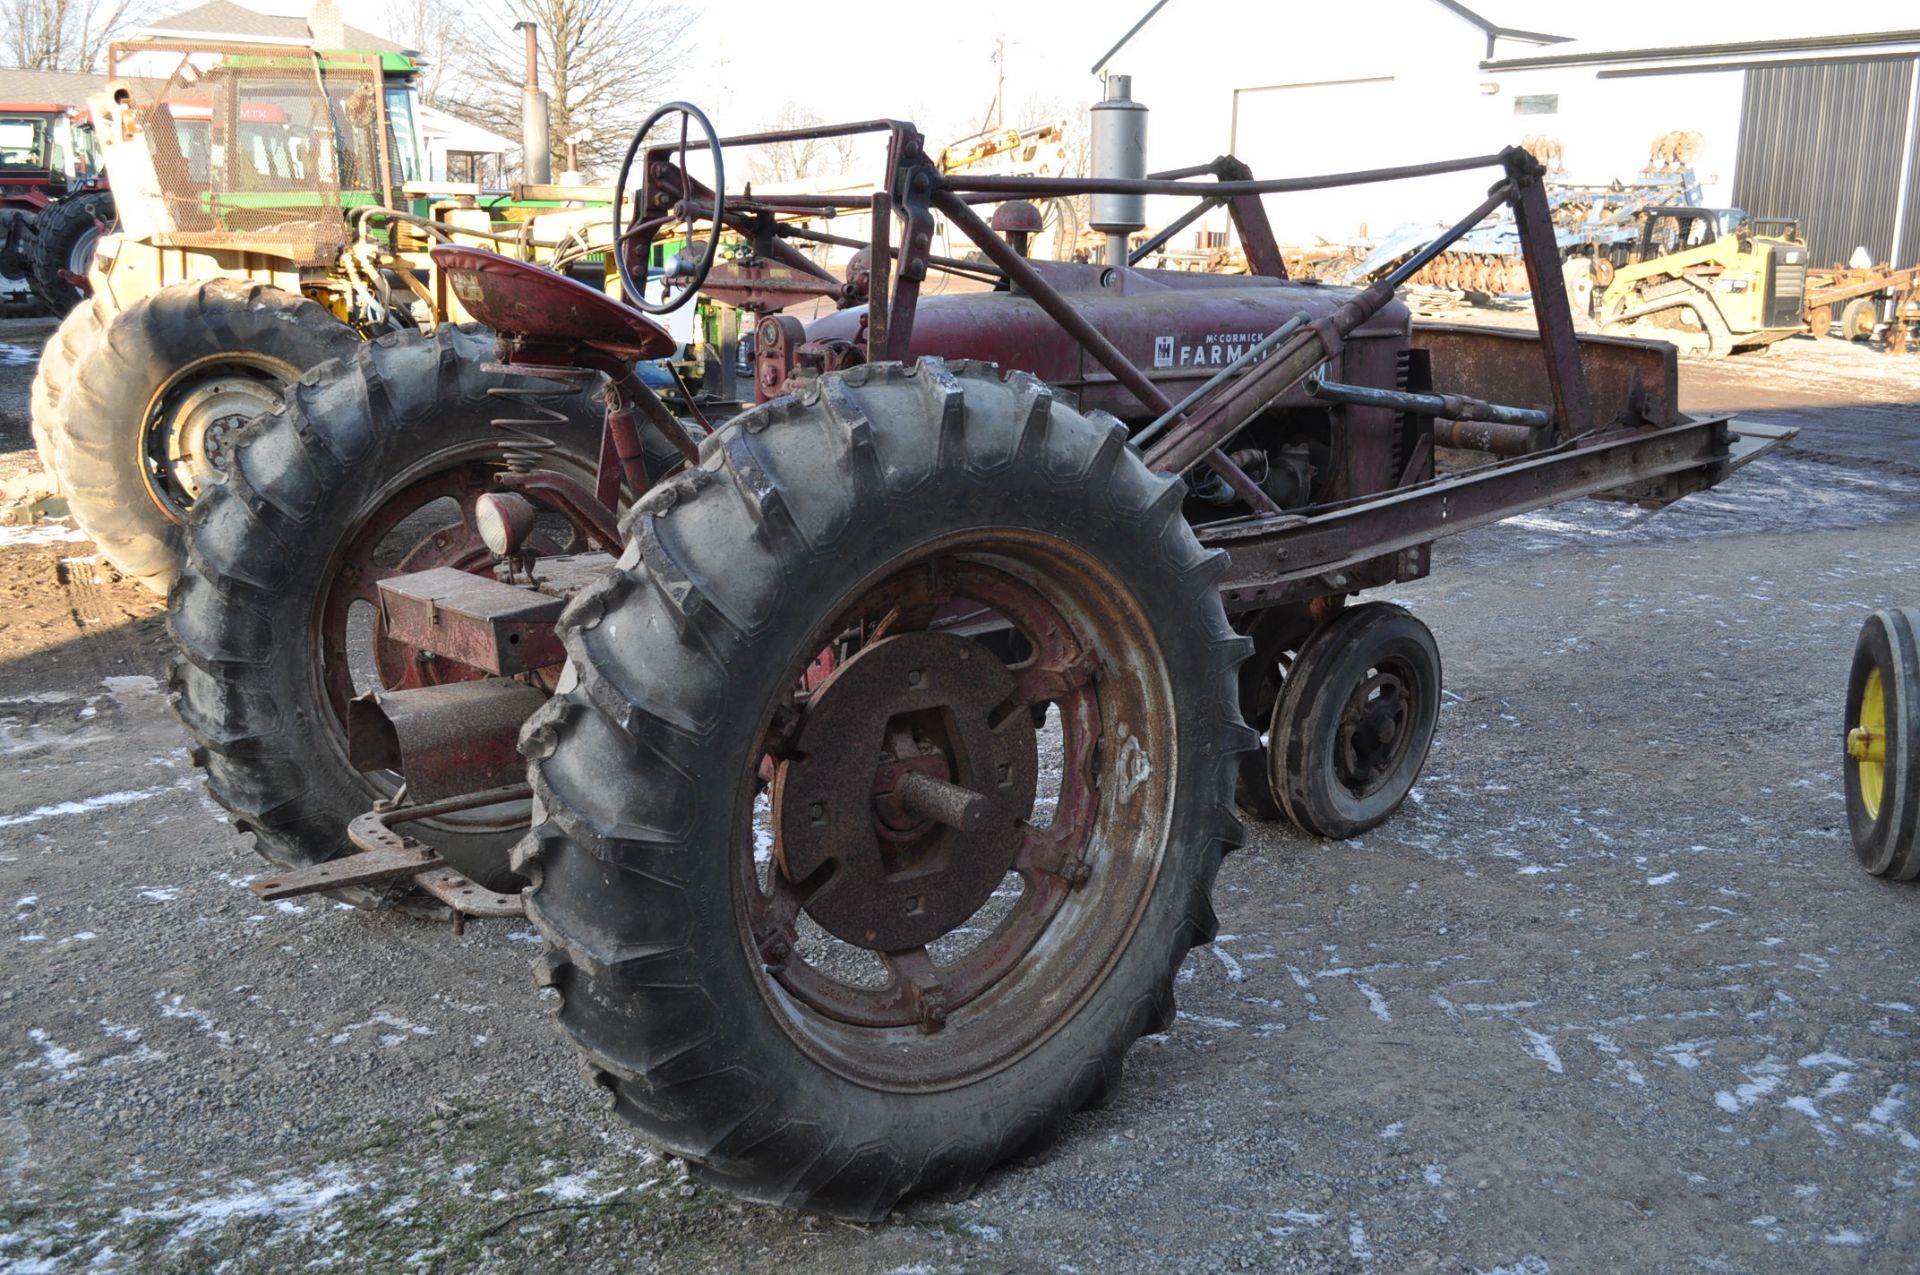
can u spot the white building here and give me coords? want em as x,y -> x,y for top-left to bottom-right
1095,0 -> 1920,268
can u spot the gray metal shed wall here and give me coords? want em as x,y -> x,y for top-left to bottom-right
1903,74 -> 1920,269
1732,58 -> 1916,268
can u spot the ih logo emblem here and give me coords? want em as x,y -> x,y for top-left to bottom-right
1153,335 -> 1174,368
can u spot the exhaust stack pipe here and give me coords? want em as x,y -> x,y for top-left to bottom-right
1089,73 -> 1147,267
514,21 -> 552,184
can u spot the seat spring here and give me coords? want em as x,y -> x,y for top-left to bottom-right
483,364 -> 602,474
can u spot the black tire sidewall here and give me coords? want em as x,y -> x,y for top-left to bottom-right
1273,603 -> 1440,839
1846,609 -> 1920,878
31,191 -> 110,315
173,327 -> 605,886
528,365 -> 1247,1212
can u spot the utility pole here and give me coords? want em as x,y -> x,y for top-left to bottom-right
993,37 -> 1006,131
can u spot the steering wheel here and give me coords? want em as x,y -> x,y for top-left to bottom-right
613,102 -> 726,316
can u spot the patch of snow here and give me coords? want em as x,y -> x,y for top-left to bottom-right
1356,982 -> 1392,1023
328,1012 -> 434,1047
537,1172 -> 601,1202
155,993 -> 235,1047
1521,1028 -> 1564,1075
1266,1209 -> 1328,1239
0,522 -> 91,547
114,1168 -> 371,1246
1714,1059 -> 1787,1113
1475,1259 -> 1552,1275
0,781 -> 188,828
21,1029 -> 84,1078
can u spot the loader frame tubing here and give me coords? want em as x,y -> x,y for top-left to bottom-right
634,124 -> 1626,552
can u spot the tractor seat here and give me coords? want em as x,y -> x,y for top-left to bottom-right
431,245 -> 677,364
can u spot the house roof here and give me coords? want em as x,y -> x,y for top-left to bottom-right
1091,0 -> 1569,74
1483,23 -> 1920,70
1429,1 -> 1572,50
0,68 -> 106,109
141,1 -> 404,53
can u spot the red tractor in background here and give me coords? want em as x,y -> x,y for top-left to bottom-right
0,100 -> 112,316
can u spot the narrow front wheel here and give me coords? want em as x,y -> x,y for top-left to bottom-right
1269,602 -> 1440,839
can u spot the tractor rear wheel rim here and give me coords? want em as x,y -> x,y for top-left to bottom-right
314,454 -> 589,835
737,538 -> 1175,1091
1854,666 -> 1887,820
141,353 -> 297,520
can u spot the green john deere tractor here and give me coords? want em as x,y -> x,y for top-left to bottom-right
30,37 -> 636,592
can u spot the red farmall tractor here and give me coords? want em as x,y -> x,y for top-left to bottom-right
171,98 -> 1786,1216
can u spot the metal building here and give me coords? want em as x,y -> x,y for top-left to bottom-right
1096,4 -> 1920,268
1487,29 -> 1920,270
1733,58 -> 1919,269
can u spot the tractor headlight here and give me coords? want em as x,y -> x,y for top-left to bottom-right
1714,278 -> 1750,293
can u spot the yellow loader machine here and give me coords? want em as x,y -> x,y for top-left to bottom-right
1597,206 -> 1808,356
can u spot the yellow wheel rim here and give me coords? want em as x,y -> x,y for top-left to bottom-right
1850,667 -> 1887,820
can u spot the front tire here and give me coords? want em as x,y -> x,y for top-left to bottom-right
46,278 -> 359,593
1270,602 -> 1440,839
523,360 -> 1251,1217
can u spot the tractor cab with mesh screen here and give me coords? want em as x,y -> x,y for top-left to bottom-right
32,36 -> 692,602
92,44 -> 416,269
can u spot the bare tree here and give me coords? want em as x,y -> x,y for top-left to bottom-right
445,0 -> 693,176
389,0 -> 459,107
1,0 -> 146,73
746,101 -> 856,187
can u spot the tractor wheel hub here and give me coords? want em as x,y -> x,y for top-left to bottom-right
774,630 -> 1038,951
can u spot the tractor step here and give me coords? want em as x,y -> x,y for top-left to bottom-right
414,868 -> 525,935
250,784 -> 533,932
251,843 -> 441,899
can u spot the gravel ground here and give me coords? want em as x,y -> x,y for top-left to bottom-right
1,321 -> 1917,1274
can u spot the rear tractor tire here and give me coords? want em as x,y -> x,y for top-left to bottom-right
28,291 -> 117,479
1845,608 -> 1920,879
522,359 -> 1252,1217
169,325 -> 615,896
30,190 -> 112,317
1269,602 -> 1440,839
43,278 -> 359,593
